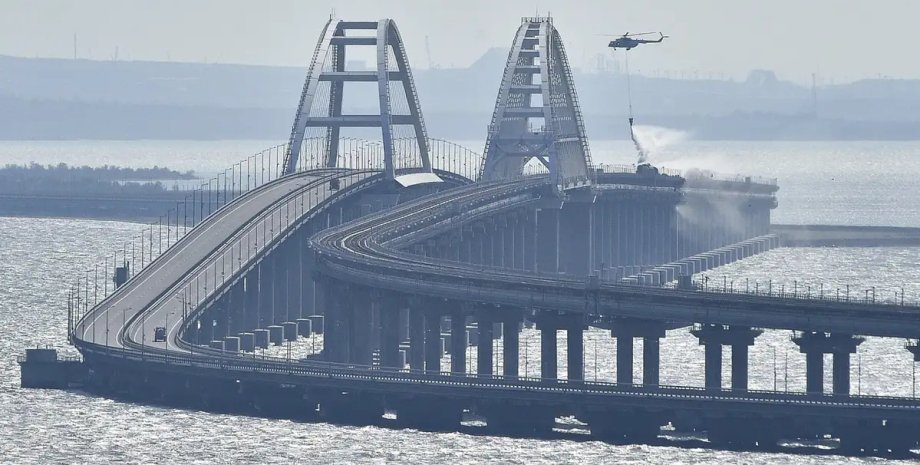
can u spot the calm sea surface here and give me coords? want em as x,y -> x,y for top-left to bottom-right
2,140 -> 920,463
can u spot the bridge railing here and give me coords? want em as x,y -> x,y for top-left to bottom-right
686,275 -> 920,308
67,138 -> 347,340
75,339 -> 920,408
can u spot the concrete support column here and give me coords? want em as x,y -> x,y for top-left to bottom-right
425,310 -> 442,373
258,259 -> 273,327
613,319 -> 666,387
273,251 -> 289,324
379,296 -> 401,368
643,336 -> 660,387
616,335 -> 633,385
490,224 -> 502,267
536,208 -> 560,273
469,229 -> 483,266
477,310 -> 494,377
244,269 -> 260,331
539,323 -> 557,380
567,325 -> 584,382
793,332 -> 863,395
503,220 -> 515,270
805,350 -> 824,394
559,202 -> 593,276
450,311 -> 467,374
502,314 -> 520,379
704,342 -> 722,390
832,351 -> 851,395
408,307 -> 425,371
351,291 -> 373,366
692,324 -> 762,391
523,213 -> 536,272
731,343 -> 749,391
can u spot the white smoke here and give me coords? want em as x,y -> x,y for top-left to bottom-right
629,124 -> 690,165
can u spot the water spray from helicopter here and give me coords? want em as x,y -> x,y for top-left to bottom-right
606,31 -> 669,166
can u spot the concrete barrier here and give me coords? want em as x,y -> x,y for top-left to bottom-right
223,336 -> 240,352
267,325 -> 284,345
296,318 -> 313,336
239,332 -> 255,352
253,329 -> 269,349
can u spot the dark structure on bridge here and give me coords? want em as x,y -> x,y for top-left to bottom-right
46,16 -> 920,458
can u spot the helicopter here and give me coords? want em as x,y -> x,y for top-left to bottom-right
607,32 -> 668,51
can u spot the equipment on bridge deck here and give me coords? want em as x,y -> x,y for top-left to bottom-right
480,17 -> 593,192
284,18 -> 438,185
153,326 -> 166,342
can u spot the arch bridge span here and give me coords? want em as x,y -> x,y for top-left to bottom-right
61,16 -> 920,456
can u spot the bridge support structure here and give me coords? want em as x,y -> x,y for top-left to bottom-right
793,331 -> 864,395
284,18 -> 436,183
479,17 -> 593,191
691,324 -> 763,391
611,318 -> 667,386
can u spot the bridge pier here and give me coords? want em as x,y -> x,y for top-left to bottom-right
379,296 -> 402,368
502,310 -> 522,379
449,309 -> 467,374
244,269 -> 260,332
425,308 -> 442,373
567,318 -> 585,382
691,324 -> 762,391
537,320 -> 558,380
258,259 -> 273,328
611,319 -> 666,386
559,201 -> 593,276
408,305 -> 425,371
477,308 -> 494,377
535,207 -> 560,274
793,332 -> 864,395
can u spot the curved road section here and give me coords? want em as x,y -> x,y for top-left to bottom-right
74,168 -> 377,354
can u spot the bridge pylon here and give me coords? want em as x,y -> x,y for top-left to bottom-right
479,17 -> 593,191
284,18 -> 437,184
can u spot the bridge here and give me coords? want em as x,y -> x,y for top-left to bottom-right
43,17 -> 920,456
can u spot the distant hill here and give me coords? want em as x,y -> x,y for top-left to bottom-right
2,54 -> 919,140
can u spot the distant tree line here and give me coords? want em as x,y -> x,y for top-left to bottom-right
0,163 -> 196,195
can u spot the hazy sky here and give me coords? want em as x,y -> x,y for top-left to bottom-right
2,0 -> 917,83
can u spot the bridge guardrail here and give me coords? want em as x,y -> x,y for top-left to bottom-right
74,339 -> 920,411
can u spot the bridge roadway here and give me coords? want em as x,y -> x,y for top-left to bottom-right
75,168 -> 377,354
70,169 -> 920,442
312,179 -> 920,338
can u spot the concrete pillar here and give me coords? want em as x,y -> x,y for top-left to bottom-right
425,311 -> 442,373
806,351 -> 824,394
244,269 -> 260,331
409,308 -> 425,371
380,297 -> 401,368
273,252 -> 289,324
693,324 -> 762,392
258,259 -> 274,327
613,319 -> 666,387
536,208 -> 560,273
477,310 -> 494,377
523,213 -> 536,272
559,203 -> 592,276
731,343 -> 749,391
351,293 -> 373,366
539,323 -> 557,380
502,315 -> 520,379
793,332 -> 863,395
643,336 -> 660,387
704,342 -> 722,390
567,325 -> 584,382
616,335 -> 633,385
833,352 -> 851,395
503,221 -> 515,269
450,312 -> 466,374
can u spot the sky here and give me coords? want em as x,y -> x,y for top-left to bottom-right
1,0 -> 917,83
